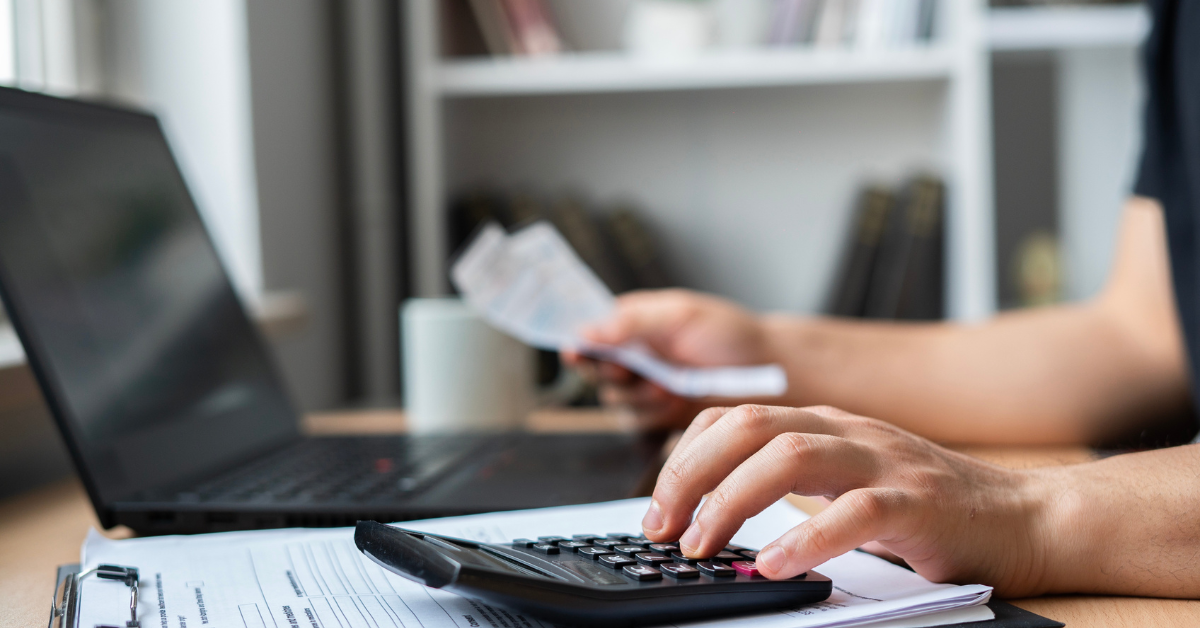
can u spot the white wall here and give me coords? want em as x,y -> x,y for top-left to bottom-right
106,0 -> 263,298
1056,46 -> 1142,302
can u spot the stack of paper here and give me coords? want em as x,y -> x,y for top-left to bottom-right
450,221 -> 788,398
78,498 -> 991,628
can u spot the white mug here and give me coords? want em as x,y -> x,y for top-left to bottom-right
401,298 -> 536,434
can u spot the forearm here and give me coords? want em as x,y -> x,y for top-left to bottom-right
761,303 -> 1187,444
755,200 -> 1188,444
1035,444 -> 1200,597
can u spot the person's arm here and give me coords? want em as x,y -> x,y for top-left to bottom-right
570,198 -> 1190,444
640,404 -> 1200,598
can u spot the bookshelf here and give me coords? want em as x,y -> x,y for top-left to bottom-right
987,4 -> 1149,51
987,2 -> 1147,302
437,47 -> 958,96
404,0 -> 1143,321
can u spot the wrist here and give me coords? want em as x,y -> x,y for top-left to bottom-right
759,314 -> 818,404
1020,465 -> 1095,595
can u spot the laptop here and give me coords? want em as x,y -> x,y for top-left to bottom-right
0,86 -> 662,535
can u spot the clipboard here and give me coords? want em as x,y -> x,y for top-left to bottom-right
48,563 -> 140,628
44,563 -> 1061,628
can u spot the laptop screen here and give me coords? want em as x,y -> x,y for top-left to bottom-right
0,88 -> 299,505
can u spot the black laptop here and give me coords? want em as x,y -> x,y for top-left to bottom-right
0,87 -> 662,535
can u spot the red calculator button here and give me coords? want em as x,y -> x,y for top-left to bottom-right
732,561 -> 760,577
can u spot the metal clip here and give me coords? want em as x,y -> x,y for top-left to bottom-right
49,564 -> 140,628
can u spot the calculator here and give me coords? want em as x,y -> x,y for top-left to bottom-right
354,521 -> 832,627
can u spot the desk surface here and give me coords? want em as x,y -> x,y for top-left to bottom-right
3,409 -> 1199,628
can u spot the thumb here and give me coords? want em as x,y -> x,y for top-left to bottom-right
757,488 -> 911,579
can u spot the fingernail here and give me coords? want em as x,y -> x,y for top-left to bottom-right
679,523 -> 702,554
642,500 -> 663,534
758,546 -> 786,574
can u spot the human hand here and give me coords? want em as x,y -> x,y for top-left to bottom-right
561,289 -> 775,431
640,405 -> 1058,597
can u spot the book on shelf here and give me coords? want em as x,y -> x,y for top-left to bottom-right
466,0 -> 562,57
771,0 -> 939,49
449,0 -> 942,58
827,174 -> 945,321
447,189 -> 671,294
827,185 -> 894,317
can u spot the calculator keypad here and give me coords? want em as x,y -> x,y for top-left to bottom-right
659,563 -> 700,579
508,534 -> 791,585
634,553 -> 672,566
697,562 -> 736,577
623,564 -> 663,581
599,554 -> 637,569
577,546 -> 613,560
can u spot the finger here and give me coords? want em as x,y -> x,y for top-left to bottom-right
642,406 -> 730,538
583,291 -> 694,346
680,433 -> 878,557
666,406 -> 730,462
757,487 -> 913,579
644,406 -> 845,542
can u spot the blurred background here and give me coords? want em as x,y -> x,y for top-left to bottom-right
0,0 -> 1146,497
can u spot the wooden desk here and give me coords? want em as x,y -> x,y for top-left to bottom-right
3,409 -> 1199,628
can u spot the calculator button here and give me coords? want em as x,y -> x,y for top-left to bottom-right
537,536 -> 569,545
659,563 -> 700,579
696,562 -> 735,577
599,555 -> 637,569
593,539 -> 623,548
577,547 -> 613,560
607,533 -> 638,540
511,538 -> 536,548
648,543 -> 678,553
624,537 -> 652,547
557,541 -> 591,552
670,551 -> 701,565
739,550 -> 759,559
622,564 -> 663,581
635,553 -> 672,566
714,551 -> 744,561
614,545 -> 646,556
531,543 -> 560,555
724,544 -> 747,553
572,534 -> 603,541
732,561 -> 760,577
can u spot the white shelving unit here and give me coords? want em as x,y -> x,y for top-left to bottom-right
988,4 -> 1149,51
438,47 -> 959,96
404,0 -> 991,320
988,3 -> 1147,302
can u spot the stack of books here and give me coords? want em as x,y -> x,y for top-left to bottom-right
827,175 -> 946,320
449,0 -> 942,57
768,0 -> 939,49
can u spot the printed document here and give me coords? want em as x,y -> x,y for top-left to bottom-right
78,498 -> 991,628
451,222 -> 787,398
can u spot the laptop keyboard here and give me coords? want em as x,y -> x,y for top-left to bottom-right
176,436 -> 488,504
